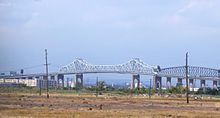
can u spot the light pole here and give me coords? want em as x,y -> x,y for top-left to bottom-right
186,52 -> 189,104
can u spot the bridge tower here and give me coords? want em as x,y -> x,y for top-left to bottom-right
153,75 -> 162,89
177,78 -> 183,86
200,80 -> 206,88
189,79 -> 194,89
213,80 -> 217,89
75,74 -> 83,87
131,74 -> 140,89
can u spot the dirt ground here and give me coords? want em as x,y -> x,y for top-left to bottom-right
1,93 -> 220,118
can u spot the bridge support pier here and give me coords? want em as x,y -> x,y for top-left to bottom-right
131,74 -> 140,89
76,74 -> 83,87
58,74 -> 64,89
177,78 -> 183,86
213,80 -> 217,89
189,79 -> 194,86
189,79 -> 194,89
200,80 -> 206,88
153,76 -> 162,89
166,77 -> 171,89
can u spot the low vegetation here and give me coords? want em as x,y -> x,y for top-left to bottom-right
1,84 -> 220,97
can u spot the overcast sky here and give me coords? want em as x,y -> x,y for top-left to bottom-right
1,0 -> 220,74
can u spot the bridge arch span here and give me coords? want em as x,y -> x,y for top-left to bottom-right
158,66 -> 220,79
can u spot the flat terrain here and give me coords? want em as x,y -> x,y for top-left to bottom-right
1,93 -> 220,118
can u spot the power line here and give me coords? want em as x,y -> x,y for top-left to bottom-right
23,64 -> 44,70
49,64 -> 63,69
0,63 -> 64,74
0,64 -> 44,73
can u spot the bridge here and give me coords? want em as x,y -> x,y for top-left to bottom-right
1,58 -> 220,89
59,58 -> 157,75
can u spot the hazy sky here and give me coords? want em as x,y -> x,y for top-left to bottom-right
1,0 -> 220,74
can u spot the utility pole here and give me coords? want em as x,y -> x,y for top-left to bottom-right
45,49 -> 49,98
39,79 -> 42,96
192,79 -> 195,95
186,52 -> 189,104
96,77 -> 98,97
149,79 -> 151,99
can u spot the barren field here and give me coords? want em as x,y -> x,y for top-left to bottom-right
1,93 -> 220,118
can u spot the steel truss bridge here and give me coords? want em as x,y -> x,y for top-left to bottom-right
159,66 -> 220,80
1,58 -> 220,82
59,58 -> 157,75
1,58 -> 220,88
59,58 -> 220,80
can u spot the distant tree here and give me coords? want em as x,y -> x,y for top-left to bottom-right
97,81 -> 105,91
168,87 -> 178,94
212,88 -> 218,95
196,88 -> 204,95
139,87 -> 146,94
176,83 -> 183,87
195,87 -> 219,95
206,87 -> 212,95
105,85 -> 115,91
